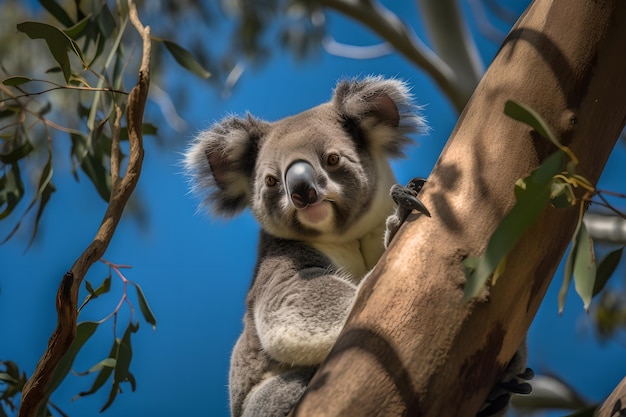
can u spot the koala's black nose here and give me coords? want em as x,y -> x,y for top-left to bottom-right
286,161 -> 319,209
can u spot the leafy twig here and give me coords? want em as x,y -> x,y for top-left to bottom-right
17,1 -> 150,415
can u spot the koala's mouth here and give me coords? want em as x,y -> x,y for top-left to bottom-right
297,200 -> 333,225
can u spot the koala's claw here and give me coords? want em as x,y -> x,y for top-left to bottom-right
478,367 -> 534,417
390,177 -> 430,218
498,367 -> 534,394
517,367 -> 535,381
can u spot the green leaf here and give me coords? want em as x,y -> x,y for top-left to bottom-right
2,76 -> 33,86
0,140 -> 34,164
504,100 -> 560,148
101,321 -> 139,411
131,282 -> 157,329
63,14 -> 92,39
463,151 -> 565,300
74,357 -> 116,376
593,246 -> 624,297
0,163 -> 25,220
70,133 -> 111,201
559,213 -> 584,314
162,40 -> 211,79
79,272 -> 112,311
1,147 -> 55,246
26,181 -> 56,249
96,3 -> 117,38
17,21 -> 85,83
39,0 -> 74,27
115,321 -> 139,385
75,338 -> 118,399
573,222 -> 596,312
47,321 -> 99,396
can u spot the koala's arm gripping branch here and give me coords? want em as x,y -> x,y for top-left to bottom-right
17,3 -> 150,417
291,1 -> 626,416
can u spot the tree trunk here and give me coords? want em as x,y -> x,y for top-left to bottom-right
291,0 -> 626,416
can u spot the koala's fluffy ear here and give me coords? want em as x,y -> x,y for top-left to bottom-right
184,115 -> 268,216
332,76 -> 425,157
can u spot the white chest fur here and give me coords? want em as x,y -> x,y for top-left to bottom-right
311,219 -> 387,283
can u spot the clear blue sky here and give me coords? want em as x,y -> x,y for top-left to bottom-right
1,2 -> 625,416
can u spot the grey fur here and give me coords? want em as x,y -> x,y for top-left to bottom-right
185,76 -> 424,417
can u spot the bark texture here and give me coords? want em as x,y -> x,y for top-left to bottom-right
291,0 -> 626,416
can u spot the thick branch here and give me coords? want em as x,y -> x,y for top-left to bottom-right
17,2 -> 150,416
292,0 -> 626,416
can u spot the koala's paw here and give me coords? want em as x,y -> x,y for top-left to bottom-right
390,177 -> 430,218
476,367 -> 533,417
385,177 -> 429,247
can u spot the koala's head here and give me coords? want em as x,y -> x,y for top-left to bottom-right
185,76 -> 424,242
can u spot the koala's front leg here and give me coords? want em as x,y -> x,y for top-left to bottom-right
385,177 -> 430,247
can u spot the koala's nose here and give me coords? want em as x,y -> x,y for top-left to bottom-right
286,161 -> 319,209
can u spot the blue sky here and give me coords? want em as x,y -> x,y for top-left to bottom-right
1,2 -> 625,416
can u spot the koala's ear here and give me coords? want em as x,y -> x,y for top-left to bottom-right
332,76 -> 426,157
184,114 -> 268,216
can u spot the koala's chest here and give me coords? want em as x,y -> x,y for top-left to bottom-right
311,223 -> 386,283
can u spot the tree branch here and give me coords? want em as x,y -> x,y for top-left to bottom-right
17,1 -> 150,416
318,0 -> 467,111
597,376 -> 626,417
291,0 -> 626,415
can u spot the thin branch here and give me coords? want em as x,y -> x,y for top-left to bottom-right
0,85 -> 128,104
17,1 -> 150,416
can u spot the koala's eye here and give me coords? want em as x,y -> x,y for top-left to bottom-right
265,175 -> 277,187
326,153 -> 340,166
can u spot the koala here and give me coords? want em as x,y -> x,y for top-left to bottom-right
184,76 -> 530,417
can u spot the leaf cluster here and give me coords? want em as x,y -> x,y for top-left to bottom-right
464,101 -> 624,314
1,0 -> 209,247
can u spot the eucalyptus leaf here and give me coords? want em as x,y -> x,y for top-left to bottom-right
131,282 -> 157,329
27,181 -> 56,249
593,246 -> 624,297
47,321 -> 99,396
76,338 -> 119,400
504,100 -> 559,148
572,222 -> 596,312
38,0 -> 74,27
559,212 -> 584,314
79,272 -> 112,311
0,163 -> 25,220
63,14 -> 92,39
2,76 -> 33,86
162,40 -> 211,79
101,322 -> 139,411
0,140 -> 34,164
70,133 -> 112,201
74,357 -> 117,376
17,22 -> 85,83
